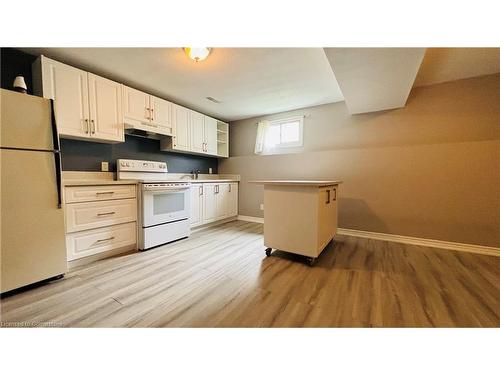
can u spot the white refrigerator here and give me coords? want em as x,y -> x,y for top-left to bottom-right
1,89 -> 67,294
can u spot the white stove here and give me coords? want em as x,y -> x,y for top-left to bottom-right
117,159 -> 191,250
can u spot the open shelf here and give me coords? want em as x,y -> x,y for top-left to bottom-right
216,121 -> 229,158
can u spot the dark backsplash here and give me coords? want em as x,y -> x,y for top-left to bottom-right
61,136 -> 218,173
2,48 -> 219,174
1,48 -> 37,94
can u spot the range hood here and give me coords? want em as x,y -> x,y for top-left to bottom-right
124,121 -> 173,140
124,128 -> 162,140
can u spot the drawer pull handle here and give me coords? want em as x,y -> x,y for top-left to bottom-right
326,190 -> 331,204
96,191 -> 115,195
97,211 -> 116,216
95,236 -> 115,243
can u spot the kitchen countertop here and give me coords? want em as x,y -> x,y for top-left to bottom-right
250,180 -> 342,187
63,179 -> 240,186
62,179 -> 139,186
189,179 -> 239,183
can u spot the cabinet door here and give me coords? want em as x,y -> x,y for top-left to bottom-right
190,110 -> 205,153
171,104 -> 191,151
150,95 -> 172,135
204,116 -> 218,155
215,184 -> 228,220
88,74 -> 124,142
202,184 -> 217,224
41,57 -> 90,138
190,185 -> 203,227
227,183 -> 238,217
123,86 -> 150,124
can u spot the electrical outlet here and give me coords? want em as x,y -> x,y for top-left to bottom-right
101,162 -> 109,172
209,168 -> 213,174
260,203 -> 264,211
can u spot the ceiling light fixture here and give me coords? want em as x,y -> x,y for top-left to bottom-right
184,47 -> 211,62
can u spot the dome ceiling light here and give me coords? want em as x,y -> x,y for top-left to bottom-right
184,47 -> 211,62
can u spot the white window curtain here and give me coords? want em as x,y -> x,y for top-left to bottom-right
254,120 -> 270,154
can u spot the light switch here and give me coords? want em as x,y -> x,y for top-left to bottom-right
101,162 -> 109,172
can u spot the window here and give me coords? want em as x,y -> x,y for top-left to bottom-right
254,116 -> 304,154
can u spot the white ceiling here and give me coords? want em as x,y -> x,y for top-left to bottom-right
324,48 -> 425,114
20,47 -> 500,121
414,48 -> 500,87
21,48 -> 344,122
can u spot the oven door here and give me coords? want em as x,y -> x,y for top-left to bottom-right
142,187 -> 190,227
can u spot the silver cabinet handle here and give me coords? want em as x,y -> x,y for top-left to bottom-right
84,119 -> 89,134
145,107 -> 150,120
326,189 -> 331,204
215,185 -> 219,194
151,107 -> 154,121
95,236 -> 115,243
332,188 -> 337,201
199,186 -> 203,196
229,184 -> 231,192
97,211 -> 116,216
91,119 -> 95,134
96,191 -> 115,195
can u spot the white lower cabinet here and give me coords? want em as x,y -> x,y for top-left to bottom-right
190,184 -> 203,227
202,184 -> 218,224
66,222 -> 136,261
64,184 -> 138,262
227,183 -> 239,217
191,182 -> 239,228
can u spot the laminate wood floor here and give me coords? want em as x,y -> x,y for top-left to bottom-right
1,221 -> 499,327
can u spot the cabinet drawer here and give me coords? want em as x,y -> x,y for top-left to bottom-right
65,184 -> 136,203
66,222 -> 136,261
65,198 -> 137,233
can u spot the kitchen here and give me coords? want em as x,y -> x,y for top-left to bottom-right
1,39 -> 499,375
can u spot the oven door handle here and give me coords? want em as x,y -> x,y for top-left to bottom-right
142,187 -> 189,192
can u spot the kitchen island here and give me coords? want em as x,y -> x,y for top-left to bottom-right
251,180 -> 342,266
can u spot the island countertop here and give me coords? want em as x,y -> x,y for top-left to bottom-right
250,180 -> 342,187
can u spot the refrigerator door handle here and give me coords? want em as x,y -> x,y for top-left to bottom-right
49,99 -> 63,209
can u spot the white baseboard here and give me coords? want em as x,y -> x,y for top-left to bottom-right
337,228 -> 500,257
237,215 -> 264,224
236,215 -> 499,257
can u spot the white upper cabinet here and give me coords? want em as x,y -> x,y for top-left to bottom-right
168,103 -> 191,151
150,95 -> 173,135
33,55 -> 228,154
34,56 -> 123,143
88,74 -> 124,142
123,86 -> 150,125
204,116 -> 218,155
186,113 -> 217,156
190,111 -> 205,153
123,86 -> 173,136
37,56 -> 90,139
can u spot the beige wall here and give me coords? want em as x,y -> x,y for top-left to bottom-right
219,74 -> 500,247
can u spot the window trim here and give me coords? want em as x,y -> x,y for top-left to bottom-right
268,115 -> 304,149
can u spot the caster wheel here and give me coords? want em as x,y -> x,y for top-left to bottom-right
307,257 -> 316,267
265,248 -> 272,257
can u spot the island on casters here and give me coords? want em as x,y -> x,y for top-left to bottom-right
250,180 -> 342,266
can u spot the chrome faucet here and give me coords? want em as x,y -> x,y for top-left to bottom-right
191,170 -> 201,179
